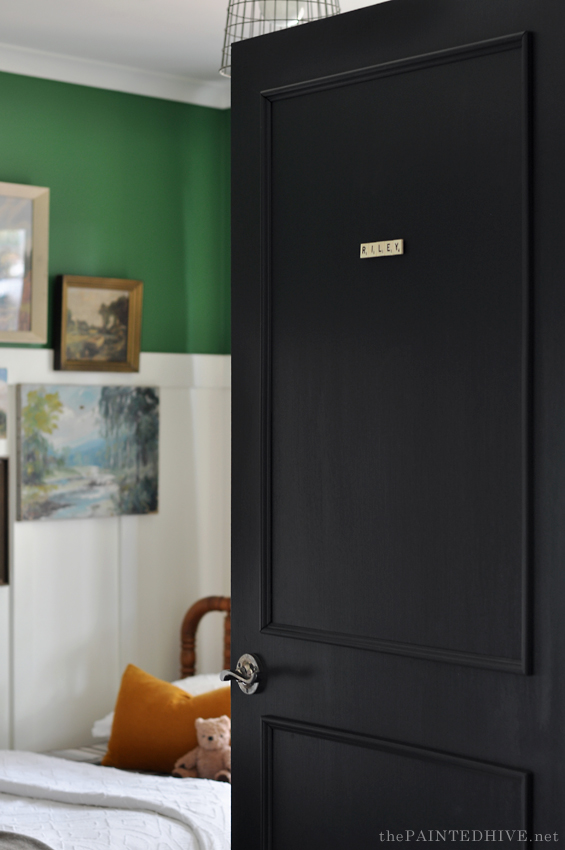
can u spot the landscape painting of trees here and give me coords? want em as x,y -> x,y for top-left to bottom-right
17,384 -> 159,521
66,287 -> 129,362
58,276 -> 143,372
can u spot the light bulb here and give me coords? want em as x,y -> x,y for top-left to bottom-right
258,0 -> 307,24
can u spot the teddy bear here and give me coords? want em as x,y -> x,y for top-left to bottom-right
172,715 -> 231,782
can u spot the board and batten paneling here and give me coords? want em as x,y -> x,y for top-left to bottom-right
0,349 -> 230,752
0,586 -> 9,749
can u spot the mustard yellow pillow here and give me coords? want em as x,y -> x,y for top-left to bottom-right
101,664 -> 231,773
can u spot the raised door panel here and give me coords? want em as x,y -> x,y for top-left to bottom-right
263,36 -> 530,671
265,719 -> 529,849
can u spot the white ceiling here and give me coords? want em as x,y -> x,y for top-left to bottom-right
0,0 -> 383,109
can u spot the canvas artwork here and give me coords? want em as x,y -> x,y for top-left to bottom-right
0,196 -> 32,332
18,384 -> 159,521
66,286 -> 130,362
0,182 -> 49,343
0,369 -> 8,439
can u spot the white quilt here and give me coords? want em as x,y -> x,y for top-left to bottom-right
0,751 -> 230,850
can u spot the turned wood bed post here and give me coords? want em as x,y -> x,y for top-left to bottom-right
180,595 -> 231,678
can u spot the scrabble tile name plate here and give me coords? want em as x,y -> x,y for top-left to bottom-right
360,239 -> 404,258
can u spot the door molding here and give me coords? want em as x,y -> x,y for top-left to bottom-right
259,32 -> 533,674
261,715 -> 532,849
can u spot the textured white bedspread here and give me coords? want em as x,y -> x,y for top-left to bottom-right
0,751 -> 230,850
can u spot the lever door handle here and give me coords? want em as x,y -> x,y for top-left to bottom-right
221,653 -> 262,695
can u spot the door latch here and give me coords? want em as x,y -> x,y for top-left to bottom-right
220,653 -> 262,695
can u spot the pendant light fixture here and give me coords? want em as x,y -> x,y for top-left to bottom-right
220,0 -> 341,77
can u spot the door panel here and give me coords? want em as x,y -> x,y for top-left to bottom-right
266,719 -> 529,844
265,35 -> 529,670
231,1 -> 565,844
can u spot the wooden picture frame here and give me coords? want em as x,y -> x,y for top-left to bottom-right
0,459 -> 8,585
0,181 -> 49,344
56,275 -> 143,372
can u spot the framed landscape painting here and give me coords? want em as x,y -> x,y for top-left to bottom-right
57,276 -> 143,371
0,181 -> 49,343
17,384 -> 159,521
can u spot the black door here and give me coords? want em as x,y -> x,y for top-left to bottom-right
231,0 -> 565,844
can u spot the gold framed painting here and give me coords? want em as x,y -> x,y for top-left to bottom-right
57,275 -> 143,372
0,181 -> 49,343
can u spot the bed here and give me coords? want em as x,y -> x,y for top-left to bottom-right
0,596 -> 232,850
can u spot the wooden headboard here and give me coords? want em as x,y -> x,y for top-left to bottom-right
180,595 -> 231,678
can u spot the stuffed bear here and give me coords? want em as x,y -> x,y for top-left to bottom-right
172,715 -> 231,782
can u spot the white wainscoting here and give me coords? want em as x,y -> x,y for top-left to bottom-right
0,585 -> 10,749
0,350 -> 230,751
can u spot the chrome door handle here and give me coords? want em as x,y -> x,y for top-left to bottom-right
220,653 -> 262,695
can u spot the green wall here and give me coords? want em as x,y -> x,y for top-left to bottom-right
0,72 -> 231,354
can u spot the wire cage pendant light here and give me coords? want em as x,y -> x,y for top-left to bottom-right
220,0 -> 341,76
